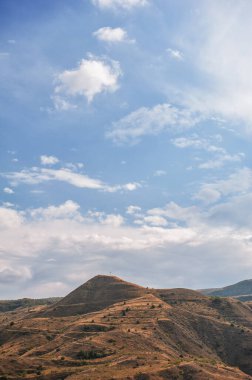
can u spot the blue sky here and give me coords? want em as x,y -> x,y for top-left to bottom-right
1,0 -> 252,298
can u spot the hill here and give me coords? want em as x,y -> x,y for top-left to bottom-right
43,275 -> 146,317
0,297 -> 62,313
0,275 -> 252,379
200,279 -> 252,301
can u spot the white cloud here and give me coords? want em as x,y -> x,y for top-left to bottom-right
101,214 -> 124,227
29,200 -> 83,222
92,0 -> 148,10
194,167 -> 252,204
120,182 -> 141,191
8,39 -> 16,44
0,207 -> 23,229
198,153 -> 244,169
126,205 -> 142,215
54,55 -> 122,104
142,215 -> 168,227
171,135 -> 224,153
2,189 -> 252,296
148,201 -> 198,224
171,135 -> 245,169
2,167 -> 141,193
107,103 -> 201,144
93,27 -> 134,43
40,155 -> 59,165
167,48 -> 183,61
3,187 -> 14,194
194,187 -> 221,205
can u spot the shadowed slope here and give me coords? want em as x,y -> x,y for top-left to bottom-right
200,279 -> 252,300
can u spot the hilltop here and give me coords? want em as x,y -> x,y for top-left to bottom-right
0,275 -> 252,379
43,275 -> 145,317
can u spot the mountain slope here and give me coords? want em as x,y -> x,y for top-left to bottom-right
201,279 -> 252,300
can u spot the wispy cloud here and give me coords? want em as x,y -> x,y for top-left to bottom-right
169,1 -> 252,132
2,166 -> 141,193
198,152 -> 244,170
194,167 -> 252,204
107,103 -> 201,144
172,134 -> 245,169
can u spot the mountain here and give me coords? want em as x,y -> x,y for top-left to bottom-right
43,274 -> 146,317
200,279 -> 252,301
1,275 -> 252,379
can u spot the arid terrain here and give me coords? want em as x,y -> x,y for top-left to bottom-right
1,275 -> 252,379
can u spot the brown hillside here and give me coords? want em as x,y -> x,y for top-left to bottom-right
43,275 -> 145,317
1,275 -> 252,379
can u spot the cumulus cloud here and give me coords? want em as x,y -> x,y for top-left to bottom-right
2,184 -> 252,297
2,166 -> 141,193
93,27 -> 134,43
107,103 -> 201,144
29,200 -> 83,221
92,0 -> 148,10
54,55 -> 122,104
40,155 -> 59,165
3,187 -> 14,194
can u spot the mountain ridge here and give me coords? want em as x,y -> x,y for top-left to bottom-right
200,278 -> 252,301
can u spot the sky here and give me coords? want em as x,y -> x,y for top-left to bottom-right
1,0 -> 252,298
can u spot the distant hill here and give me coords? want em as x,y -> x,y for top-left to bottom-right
0,297 -> 62,313
200,279 -> 252,301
